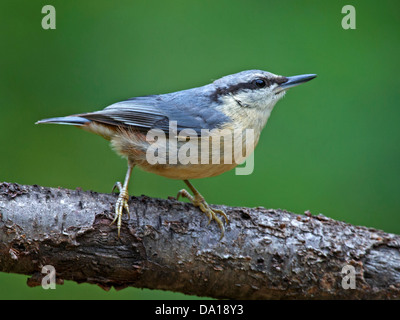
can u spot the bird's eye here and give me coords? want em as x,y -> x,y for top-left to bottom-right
253,79 -> 267,88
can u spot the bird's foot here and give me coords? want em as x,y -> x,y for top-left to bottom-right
177,189 -> 229,239
111,181 -> 130,237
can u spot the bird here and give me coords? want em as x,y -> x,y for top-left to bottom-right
36,69 -> 316,238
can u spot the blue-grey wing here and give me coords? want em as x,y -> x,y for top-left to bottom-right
79,87 -> 230,135
80,96 -> 167,130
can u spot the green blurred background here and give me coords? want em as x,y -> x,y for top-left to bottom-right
1,0 -> 399,299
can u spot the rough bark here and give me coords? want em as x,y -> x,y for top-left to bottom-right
0,182 -> 399,299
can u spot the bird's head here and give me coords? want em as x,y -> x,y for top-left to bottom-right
210,69 -> 316,133
212,69 -> 316,111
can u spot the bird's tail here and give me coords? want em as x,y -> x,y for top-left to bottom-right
35,116 -> 90,126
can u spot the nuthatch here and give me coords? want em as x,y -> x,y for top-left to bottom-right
36,70 -> 316,238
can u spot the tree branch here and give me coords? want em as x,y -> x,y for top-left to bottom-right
0,182 -> 399,299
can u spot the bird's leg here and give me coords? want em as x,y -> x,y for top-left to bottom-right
111,163 -> 134,237
177,180 -> 229,239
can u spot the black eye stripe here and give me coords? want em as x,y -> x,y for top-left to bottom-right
210,76 -> 288,101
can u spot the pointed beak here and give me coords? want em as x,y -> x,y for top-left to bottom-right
275,74 -> 317,93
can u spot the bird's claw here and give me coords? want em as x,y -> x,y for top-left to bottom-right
111,181 -> 130,237
177,189 -> 228,240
